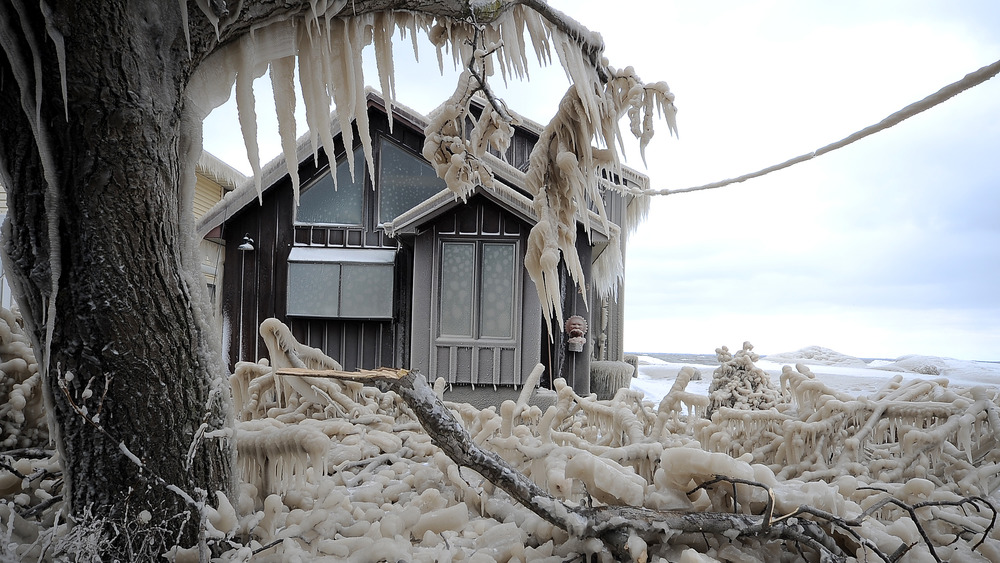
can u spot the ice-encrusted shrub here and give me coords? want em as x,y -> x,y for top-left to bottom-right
706,342 -> 780,416
589,360 -> 635,400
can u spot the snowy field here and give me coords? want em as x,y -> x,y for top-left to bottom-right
631,345 -> 1000,404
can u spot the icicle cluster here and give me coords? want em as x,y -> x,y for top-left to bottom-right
187,4 -> 557,203
524,63 -> 676,335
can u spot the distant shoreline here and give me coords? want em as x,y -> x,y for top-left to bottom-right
627,351 -> 1000,366
627,351 -> 894,366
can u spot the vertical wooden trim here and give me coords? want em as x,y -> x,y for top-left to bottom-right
448,346 -> 457,384
492,347 -> 501,387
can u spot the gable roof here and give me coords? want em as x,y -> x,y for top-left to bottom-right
384,178 -> 535,236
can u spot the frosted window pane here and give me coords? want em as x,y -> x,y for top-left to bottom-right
479,243 -> 515,338
379,138 -> 447,223
287,263 -> 340,317
341,264 -> 393,318
439,242 -> 475,337
297,147 -> 365,224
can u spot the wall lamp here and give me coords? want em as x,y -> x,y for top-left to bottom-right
238,234 -> 255,252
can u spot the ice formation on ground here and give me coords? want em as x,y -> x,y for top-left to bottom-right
3,319 -> 1000,562
213,333 -> 1000,561
0,308 -> 45,450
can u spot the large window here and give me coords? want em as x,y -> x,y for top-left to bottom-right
378,137 -> 447,224
438,241 -> 517,340
296,146 -> 366,225
287,248 -> 394,319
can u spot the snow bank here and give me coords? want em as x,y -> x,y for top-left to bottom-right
763,345 -> 870,367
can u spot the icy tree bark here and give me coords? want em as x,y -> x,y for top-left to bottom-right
0,0 -> 491,553
0,1 -> 235,553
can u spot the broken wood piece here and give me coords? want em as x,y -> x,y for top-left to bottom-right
276,367 -> 409,381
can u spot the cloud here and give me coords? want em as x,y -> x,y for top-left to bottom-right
608,1 -> 1000,360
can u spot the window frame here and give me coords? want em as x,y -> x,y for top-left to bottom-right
376,135 -> 448,226
293,145 -> 368,227
433,237 -> 520,345
286,247 -> 395,320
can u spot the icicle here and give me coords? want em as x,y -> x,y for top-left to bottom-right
429,22 -> 448,75
39,1 -> 68,120
348,18 -> 376,184
327,17 -> 360,181
235,36 -> 263,199
509,8 -> 531,79
270,56 -> 300,202
297,29 -> 336,171
194,0 -> 221,38
520,5 -> 552,67
591,235 -> 623,300
398,12 -> 422,64
372,12 -> 396,131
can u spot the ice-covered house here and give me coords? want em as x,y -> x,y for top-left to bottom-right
197,91 -> 648,399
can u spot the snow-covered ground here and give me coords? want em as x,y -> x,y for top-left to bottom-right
632,345 -> 1000,404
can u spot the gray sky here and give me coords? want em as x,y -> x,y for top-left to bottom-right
204,0 -> 1000,360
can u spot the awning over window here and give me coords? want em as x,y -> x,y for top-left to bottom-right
287,247 -> 396,264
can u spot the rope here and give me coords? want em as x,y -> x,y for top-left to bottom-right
649,57 -> 1000,197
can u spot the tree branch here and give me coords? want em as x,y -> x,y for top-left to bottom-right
513,0 -> 609,83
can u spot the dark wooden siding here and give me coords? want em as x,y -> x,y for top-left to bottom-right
221,179 -> 294,367
220,106 -> 424,372
288,319 -> 394,370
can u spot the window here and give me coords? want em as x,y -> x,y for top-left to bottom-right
287,248 -> 394,319
378,137 -> 447,224
438,241 -> 517,340
296,146 -> 366,225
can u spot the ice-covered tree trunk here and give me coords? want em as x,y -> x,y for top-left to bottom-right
0,1 -> 237,552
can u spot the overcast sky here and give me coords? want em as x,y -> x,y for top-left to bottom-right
204,0 -> 1000,361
